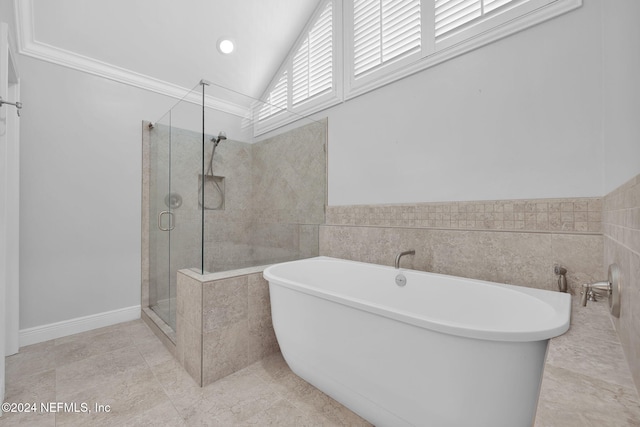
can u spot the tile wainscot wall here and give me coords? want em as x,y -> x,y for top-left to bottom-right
604,174 -> 640,392
321,197 -> 604,293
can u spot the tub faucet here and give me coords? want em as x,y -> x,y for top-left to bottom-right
580,281 -> 611,306
579,264 -> 622,318
395,250 -> 415,269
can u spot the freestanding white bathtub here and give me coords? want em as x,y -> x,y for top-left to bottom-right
263,256 -> 571,427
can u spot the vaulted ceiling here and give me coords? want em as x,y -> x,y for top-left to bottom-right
16,0 -> 320,107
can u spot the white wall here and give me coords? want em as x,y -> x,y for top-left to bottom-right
18,56 -> 172,330
0,2 -> 16,36
326,1 -> 603,205
602,0 -> 640,192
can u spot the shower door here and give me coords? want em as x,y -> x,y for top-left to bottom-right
148,102 -> 205,333
148,120 -> 176,330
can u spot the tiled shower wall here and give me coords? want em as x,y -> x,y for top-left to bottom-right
321,197 -> 604,293
202,138 -> 256,272
249,120 -> 326,267
604,174 -> 640,392
202,119 -> 326,272
147,119 -> 326,278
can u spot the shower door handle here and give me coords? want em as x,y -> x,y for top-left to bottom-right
158,211 -> 175,231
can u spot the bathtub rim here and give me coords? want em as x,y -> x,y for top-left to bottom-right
264,256 -> 571,343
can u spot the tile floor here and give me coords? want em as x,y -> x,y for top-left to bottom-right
2,297 -> 640,426
536,297 -> 640,427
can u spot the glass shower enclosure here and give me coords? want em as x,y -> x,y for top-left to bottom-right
143,80 -> 326,336
147,83 -> 206,331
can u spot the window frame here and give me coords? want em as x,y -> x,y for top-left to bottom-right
345,0 -> 426,96
254,0 -> 582,135
344,0 -> 582,99
254,0 -> 343,137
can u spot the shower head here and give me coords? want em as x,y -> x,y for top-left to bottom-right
211,131 -> 227,145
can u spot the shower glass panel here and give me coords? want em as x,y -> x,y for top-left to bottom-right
145,80 -> 327,336
148,83 -> 205,331
148,110 -> 171,329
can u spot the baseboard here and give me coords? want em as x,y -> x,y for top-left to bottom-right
19,305 -> 141,347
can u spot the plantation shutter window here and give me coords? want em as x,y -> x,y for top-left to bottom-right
353,0 -> 422,78
258,71 -> 288,121
255,0 -> 339,135
435,0 -> 516,40
293,1 -> 333,106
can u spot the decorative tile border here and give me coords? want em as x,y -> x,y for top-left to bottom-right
326,197 -> 602,234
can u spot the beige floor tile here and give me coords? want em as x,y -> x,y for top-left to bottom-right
2,369 -> 55,425
284,385 -> 371,427
120,319 -> 159,342
546,328 -> 636,389
53,328 -> 135,368
119,401 -> 187,427
569,300 -> 617,340
183,369 -> 281,426
134,334 -> 176,368
1,370 -> 56,427
5,341 -> 56,380
0,411 -> 56,426
4,310 -> 638,427
239,399 -> 334,426
534,408 -> 594,427
54,370 -> 172,427
259,362 -> 370,426
4,368 -> 56,404
148,358 -> 205,415
537,365 -> 640,427
56,346 -> 149,399
244,352 -> 291,383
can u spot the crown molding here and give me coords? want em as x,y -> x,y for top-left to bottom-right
13,0 -> 250,118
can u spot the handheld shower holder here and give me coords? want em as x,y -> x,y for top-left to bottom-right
580,264 -> 621,318
554,265 -> 568,293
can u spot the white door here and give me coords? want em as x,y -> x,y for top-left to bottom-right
1,22 -> 21,407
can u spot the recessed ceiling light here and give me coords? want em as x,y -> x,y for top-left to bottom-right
217,38 -> 235,54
